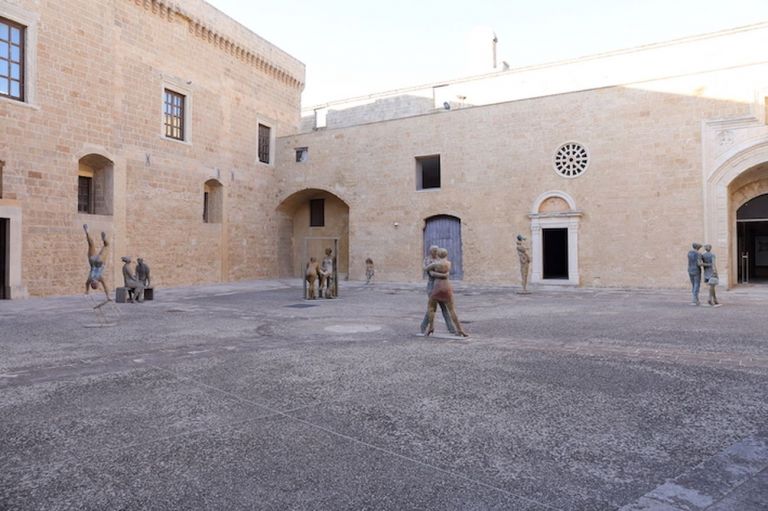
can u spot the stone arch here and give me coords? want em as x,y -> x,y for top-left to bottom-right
706,138 -> 768,287
528,190 -> 582,286
77,153 -> 114,215
531,190 -> 577,214
276,188 -> 350,278
203,178 -> 224,223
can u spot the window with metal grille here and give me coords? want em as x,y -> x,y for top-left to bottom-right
258,124 -> 271,163
310,199 -> 324,227
78,176 -> 92,213
0,17 -> 25,101
164,89 -> 185,140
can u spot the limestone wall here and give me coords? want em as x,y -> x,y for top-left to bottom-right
0,0 -> 304,296
278,65 -> 765,289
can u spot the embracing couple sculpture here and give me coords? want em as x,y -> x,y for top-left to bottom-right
687,243 -> 720,307
420,245 -> 468,337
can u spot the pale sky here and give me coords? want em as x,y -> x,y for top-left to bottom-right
205,0 -> 768,108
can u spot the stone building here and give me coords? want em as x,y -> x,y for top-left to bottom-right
277,22 -> 768,290
2,1 -> 768,298
0,0 -> 304,298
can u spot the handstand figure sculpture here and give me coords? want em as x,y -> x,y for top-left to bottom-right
84,224 -> 111,301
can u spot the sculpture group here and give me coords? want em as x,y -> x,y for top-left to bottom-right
305,247 -> 337,299
121,256 -> 151,303
83,224 -> 151,306
687,242 -> 720,306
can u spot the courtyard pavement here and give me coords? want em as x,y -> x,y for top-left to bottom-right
1,280 -> 767,510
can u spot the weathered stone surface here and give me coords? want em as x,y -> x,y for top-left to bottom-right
1,281 -> 767,509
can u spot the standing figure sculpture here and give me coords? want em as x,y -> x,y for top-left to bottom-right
305,257 -> 320,299
516,234 -> 531,293
121,256 -> 145,303
420,245 -> 456,334
84,224 -> 111,301
424,248 -> 468,337
701,244 -> 721,307
320,247 -> 336,298
687,242 -> 703,306
365,258 -> 375,284
136,258 -> 151,287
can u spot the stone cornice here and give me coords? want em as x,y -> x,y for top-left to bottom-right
130,0 -> 304,90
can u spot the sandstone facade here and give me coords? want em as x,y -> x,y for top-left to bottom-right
3,2 -> 768,298
0,0 -> 304,297
280,24 -> 768,290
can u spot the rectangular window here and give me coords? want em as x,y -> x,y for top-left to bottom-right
295,147 -> 308,163
258,124 -> 271,163
310,198 -> 325,227
78,176 -> 93,213
416,155 -> 441,190
0,160 -> 4,198
203,191 -> 209,223
164,89 -> 185,140
0,17 -> 25,101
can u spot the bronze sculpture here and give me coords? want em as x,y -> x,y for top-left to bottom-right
701,244 -> 721,307
121,256 -> 145,303
424,248 -> 468,337
83,224 -> 111,301
516,234 -> 531,293
305,257 -> 320,299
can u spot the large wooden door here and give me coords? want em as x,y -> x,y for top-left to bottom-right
424,215 -> 463,279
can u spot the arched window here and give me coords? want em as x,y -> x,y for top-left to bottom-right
77,154 -> 113,215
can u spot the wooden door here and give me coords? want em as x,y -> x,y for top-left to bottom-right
424,215 -> 463,279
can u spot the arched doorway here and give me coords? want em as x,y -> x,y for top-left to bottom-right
736,193 -> 768,283
423,215 -> 462,279
203,179 -> 223,223
704,136 -> 768,288
77,154 -> 114,216
275,189 -> 350,278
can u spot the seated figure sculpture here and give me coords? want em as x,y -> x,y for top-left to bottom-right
136,258 -> 151,287
121,256 -> 145,303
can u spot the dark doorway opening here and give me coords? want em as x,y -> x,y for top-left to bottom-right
543,228 -> 568,279
0,218 -> 8,299
737,221 -> 768,283
737,193 -> 768,284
